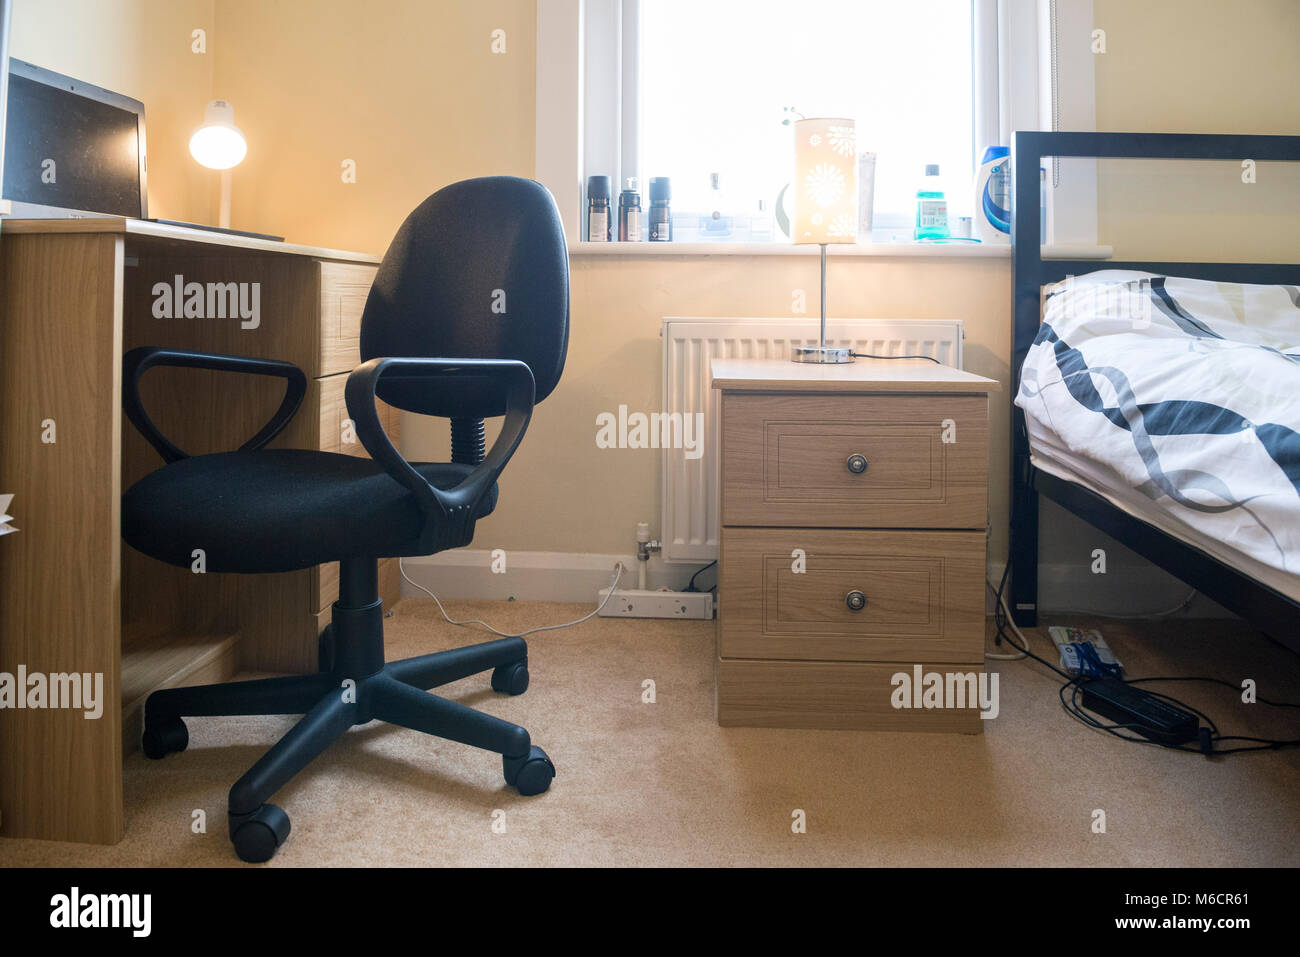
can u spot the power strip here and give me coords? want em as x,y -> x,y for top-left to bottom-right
597,587 -> 714,620
1079,678 -> 1200,746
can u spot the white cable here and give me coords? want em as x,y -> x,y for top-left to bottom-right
1046,587 -> 1198,620
986,578 -> 1029,660
397,558 -> 625,638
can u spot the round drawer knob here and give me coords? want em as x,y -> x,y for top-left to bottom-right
845,590 -> 867,612
846,453 -> 869,475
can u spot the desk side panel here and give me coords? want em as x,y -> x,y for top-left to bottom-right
0,233 -> 125,843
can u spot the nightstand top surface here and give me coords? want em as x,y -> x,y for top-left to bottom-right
710,358 -> 1002,393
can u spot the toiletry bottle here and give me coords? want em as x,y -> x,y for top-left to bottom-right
618,178 -> 643,242
587,175 -> 611,242
914,164 -> 949,240
648,177 -> 672,241
749,197 -> 773,242
699,172 -> 733,239
857,152 -> 877,238
973,146 -> 1010,243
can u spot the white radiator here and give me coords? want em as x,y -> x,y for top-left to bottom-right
659,317 -> 965,565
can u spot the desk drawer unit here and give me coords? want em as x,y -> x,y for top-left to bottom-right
712,358 -> 999,733
318,261 -> 377,376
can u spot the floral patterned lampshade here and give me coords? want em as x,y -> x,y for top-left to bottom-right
793,117 -> 858,244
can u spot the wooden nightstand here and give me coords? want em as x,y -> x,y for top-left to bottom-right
711,357 -> 1000,732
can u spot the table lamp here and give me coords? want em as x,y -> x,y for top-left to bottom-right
790,117 -> 858,363
189,99 -> 247,228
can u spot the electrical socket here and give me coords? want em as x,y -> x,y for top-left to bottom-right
597,587 -> 713,620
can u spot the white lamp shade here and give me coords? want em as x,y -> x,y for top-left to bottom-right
793,117 -> 858,244
189,99 -> 247,170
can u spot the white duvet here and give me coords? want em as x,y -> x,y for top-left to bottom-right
1016,269 -> 1300,583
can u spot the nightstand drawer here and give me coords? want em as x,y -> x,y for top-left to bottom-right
718,527 -> 985,663
318,261 -> 378,376
721,392 -> 988,528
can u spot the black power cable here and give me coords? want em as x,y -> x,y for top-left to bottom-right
991,567 -> 1300,756
685,560 -> 717,593
850,352 -> 942,364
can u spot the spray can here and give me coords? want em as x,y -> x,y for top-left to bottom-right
587,175 -> 611,242
648,177 -> 672,242
618,178 -> 643,242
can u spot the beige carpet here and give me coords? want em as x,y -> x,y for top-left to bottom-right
3,599 -> 1299,867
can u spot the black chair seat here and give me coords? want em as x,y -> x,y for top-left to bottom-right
122,449 -> 497,573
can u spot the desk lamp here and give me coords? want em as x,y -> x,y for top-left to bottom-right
790,116 -> 858,363
189,99 -> 247,228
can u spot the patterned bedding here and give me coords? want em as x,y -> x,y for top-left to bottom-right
1015,269 -> 1300,586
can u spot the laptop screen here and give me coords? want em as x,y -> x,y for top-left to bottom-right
2,65 -> 144,217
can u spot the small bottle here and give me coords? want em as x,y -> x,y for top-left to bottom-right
618,178 -> 643,242
587,175 -> 611,242
648,177 -> 672,241
699,172 -> 733,239
914,164 -> 949,240
749,198 -> 773,242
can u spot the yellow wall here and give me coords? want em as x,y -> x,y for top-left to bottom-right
1092,0 -> 1300,261
9,0 -> 215,223
210,0 -> 536,255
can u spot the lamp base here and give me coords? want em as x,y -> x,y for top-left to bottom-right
791,344 -> 855,364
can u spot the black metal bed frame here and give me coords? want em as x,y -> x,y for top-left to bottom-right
1008,130 -> 1300,644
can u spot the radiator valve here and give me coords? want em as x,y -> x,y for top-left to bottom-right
636,521 -> 661,562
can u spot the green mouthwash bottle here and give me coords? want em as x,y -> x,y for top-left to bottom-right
914,164 -> 949,240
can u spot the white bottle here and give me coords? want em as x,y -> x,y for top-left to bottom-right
973,146 -> 1011,244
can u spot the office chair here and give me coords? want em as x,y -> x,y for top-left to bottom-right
122,176 -> 569,862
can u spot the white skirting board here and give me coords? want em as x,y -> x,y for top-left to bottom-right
399,550 -> 709,603
988,562 -> 1232,619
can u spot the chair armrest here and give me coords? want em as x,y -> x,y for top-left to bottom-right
344,357 -> 536,549
123,346 -> 308,464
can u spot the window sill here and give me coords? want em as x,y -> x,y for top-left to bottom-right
569,241 -> 1114,260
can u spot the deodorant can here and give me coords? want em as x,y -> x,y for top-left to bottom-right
618,179 -> 643,242
587,175 -> 611,242
648,177 -> 672,242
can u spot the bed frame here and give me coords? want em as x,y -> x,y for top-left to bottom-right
1009,130 -> 1300,643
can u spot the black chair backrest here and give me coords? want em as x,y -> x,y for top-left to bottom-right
359,176 -> 570,418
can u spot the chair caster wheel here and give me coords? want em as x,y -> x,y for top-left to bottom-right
503,745 -> 554,796
229,804 -> 290,863
318,624 -> 335,673
491,660 -> 529,695
141,715 -> 188,759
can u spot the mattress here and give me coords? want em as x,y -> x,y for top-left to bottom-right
1015,269 -> 1300,602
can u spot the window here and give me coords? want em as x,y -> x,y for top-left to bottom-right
536,0 -> 1095,248
638,0 -> 975,240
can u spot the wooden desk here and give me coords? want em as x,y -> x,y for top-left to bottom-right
711,358 -> 1000,732
0,218 -> 400,844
